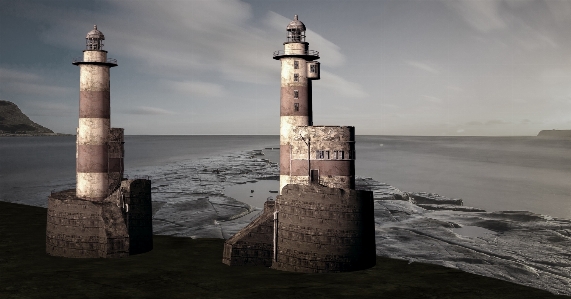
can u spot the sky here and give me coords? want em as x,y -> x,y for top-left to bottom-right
1,0 -> 571,136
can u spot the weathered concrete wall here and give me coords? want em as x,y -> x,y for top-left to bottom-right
271,184 -> 376,273
223,201 -> 275,267
83,50 -> 107,63
306,61 -> 320,79
108,128 -> 124,194
46,179 -> 152,258
287,126 -> 355,190
284,42 -> 309,55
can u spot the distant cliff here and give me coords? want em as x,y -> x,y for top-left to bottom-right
537,130 -> 571,138
0,100 -> 55,135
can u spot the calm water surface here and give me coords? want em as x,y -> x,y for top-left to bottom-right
1,135 -> 569,219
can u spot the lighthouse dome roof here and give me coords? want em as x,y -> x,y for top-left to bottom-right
86,25 -> 105,40
286,15 -> 306,32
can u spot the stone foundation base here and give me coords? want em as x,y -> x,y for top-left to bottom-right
46,179 -> 152,258
223,184 -> 376,273
223,201 -> 275,267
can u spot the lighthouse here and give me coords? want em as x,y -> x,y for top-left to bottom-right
224,15 -> 373,273
273,15 -> 321,193
72,25 -> 119,200
46,26 -> 152,258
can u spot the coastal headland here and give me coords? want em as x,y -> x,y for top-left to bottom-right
0,100 -> 70,137
537,130 -> 571,138
0,201 -> 566,299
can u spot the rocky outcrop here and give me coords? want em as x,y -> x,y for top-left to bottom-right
537,130 -> 571,138
0,100 -> 54,135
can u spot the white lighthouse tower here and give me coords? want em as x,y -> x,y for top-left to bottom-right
273,15 -> 321,193
72,25 -> 119,200
47,25 -> 153,258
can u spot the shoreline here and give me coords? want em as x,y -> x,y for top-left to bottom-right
1,200 -> 566,299
2,142 -> 570,295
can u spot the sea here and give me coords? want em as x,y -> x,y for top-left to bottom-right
1,135 -> 570,219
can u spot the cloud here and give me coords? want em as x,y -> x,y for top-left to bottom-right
123,106 -> 176,115
539,68 -> 571,85
423,95 -> 443,104
319,71 -> 368,98
18,1 -> 348,87
164,80 -> 226,98
545,0 -> 571,23
485,119 -> 511,125
466,120 -> 512,126
405,61 -> 439,74
0,68 -> 72,96
0,68 -> 41,81
26,101 -> 74,116
443,0 -> 506,32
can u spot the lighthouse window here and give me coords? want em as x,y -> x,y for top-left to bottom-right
316,150 -> 330,159
294,90 -> 299,99
310,64 -> 316,73
294,61 -> 299,69
348,150 -> 355,159
294,103 -> 299,111
333,150 -> 341,159
294,74 -> 299,82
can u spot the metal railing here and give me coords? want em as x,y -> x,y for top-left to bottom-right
273,50 -> 319,57
72,57 -> 118,64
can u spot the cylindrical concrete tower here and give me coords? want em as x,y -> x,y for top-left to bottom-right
72,25 -> 118,200
273,15 -> 320,193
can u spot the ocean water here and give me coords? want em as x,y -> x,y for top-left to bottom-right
1,135 -> 570,219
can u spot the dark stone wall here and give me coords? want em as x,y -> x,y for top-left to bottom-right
46,179 -> 152,258
223,201 -> 275,267
271,184 -> 376,273
46,189 -> 129,258
124,179 -> 153,255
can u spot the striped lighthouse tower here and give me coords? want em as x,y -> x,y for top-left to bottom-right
273,15 -> 320,193
73,25 -> 118,200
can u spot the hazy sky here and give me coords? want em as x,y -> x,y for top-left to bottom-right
1,0 -> 570,135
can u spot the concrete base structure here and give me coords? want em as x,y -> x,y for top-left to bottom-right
46,179 -> 152,258
223,184 -> 376,273
222,201 -> 275,267
281,126 -> 355,192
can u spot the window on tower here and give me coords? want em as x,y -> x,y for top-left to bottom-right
294,90 -> 299,99
310,64 -> 316,73
294,61 -> 299,69
294,103 -> 299,111
294,74 -> 299,82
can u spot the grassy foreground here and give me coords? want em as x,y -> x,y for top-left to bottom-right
0,201 -> 566,299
